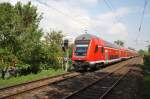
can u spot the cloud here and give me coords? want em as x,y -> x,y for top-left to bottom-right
0,0 -> 9,3
53,0 -> 98,6
108,23 -> 128,35
1,0 -> 130,42
145,13 -> 150,18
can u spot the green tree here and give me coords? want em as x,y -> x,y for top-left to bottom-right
148,45 -> 150,54
0,2 -> 43,76
0,48 -> 17,79
68,43 -> 73,58
44,30 -> 64,68
138,49 -> 146,56
0,3 -> 14,49
13,2 -> 43,61
128,47 -> 135,51
114,40 -> 124,47
0,2 -> 42,57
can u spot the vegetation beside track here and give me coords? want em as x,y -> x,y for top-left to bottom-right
0,68 -> 65,88
143,55 -> 150,99
0,2 -> 73,80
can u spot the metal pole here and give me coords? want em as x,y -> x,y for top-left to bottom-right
65,49 -> 69,71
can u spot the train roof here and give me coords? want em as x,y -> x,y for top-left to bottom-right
75,33 -> 99,41
75,33 -> 120,49
103,40 -> 120,49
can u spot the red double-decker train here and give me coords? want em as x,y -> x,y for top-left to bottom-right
72,33 -> 137,71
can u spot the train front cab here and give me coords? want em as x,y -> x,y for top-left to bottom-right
72,34 -> 105,71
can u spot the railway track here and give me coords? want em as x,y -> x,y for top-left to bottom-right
63,57 -> 140,99
0,72 -> 81,99
63,67 -> 130,99
21,58 -> 139,99
0,57 -> 141,99
99,70 -> 129,99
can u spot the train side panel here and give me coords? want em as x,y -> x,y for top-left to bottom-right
72,33 -> 137,71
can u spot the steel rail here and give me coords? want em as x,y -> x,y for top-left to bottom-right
0,57 -> 138,99
0,72 -> 81,99
63,58 -> 137,99
99,70 -> 130,99
0,72 -> 74,90
63,67 -> 128,99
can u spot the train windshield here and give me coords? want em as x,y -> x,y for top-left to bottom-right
75,46 -> 88,56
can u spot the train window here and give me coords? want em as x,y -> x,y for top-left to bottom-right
101,47 -> 104,53
95,45 -> 98,53
75,47 -> 88,56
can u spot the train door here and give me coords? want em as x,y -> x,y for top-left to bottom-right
105,49 -> 109,64
94,45 -> 98,59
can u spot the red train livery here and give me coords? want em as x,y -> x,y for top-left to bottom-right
72,34 -> 137,71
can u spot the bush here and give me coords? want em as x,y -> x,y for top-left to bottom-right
144,55 -> 150,72
144,55 -> 150,65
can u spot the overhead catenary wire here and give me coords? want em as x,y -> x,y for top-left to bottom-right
103,0 -> 128,47
135,0 -> 148,44
139,0 -> 148,32
103,0 -> 127,42
103,0 -> 121,23
35,0 -> 87,29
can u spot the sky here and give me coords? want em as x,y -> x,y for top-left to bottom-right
0,0 -> 150,50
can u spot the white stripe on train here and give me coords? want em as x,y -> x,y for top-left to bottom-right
88,57 -> 131,65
